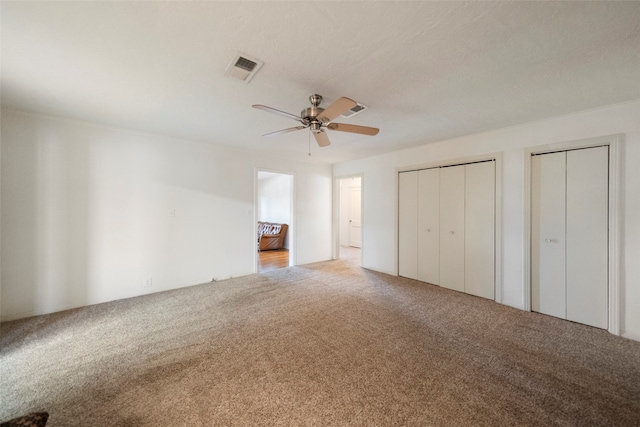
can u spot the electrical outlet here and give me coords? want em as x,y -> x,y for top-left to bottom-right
143,277 -> 153,288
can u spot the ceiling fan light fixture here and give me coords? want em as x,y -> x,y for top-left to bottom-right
310,121 -> 322,132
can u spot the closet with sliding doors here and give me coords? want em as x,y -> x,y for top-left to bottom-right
398,160 -> 496,300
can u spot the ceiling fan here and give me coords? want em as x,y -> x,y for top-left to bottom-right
252,94 -> 379,147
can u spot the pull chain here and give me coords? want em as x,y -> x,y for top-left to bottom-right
308,129 -> 311,156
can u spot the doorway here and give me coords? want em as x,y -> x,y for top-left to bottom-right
338,176 -> 362,263
256,170 -> 294,272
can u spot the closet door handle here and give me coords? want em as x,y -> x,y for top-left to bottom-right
544,238 -> 557,243
449,231 -> 455,235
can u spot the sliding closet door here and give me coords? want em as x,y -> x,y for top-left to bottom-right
566,147 -> 608,329
439,165 -> 465,292
418,168 -> 440,284
465,161 -> 495,299
531,152 -> 567,319
398,171 -> 418,280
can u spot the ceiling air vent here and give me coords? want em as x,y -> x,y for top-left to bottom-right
341,102 -> 367,118
225,52 -> 264,83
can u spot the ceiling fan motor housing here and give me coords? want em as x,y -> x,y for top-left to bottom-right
302,106 -> 324,119
303,94 -> 326,132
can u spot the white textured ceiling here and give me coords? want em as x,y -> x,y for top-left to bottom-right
2,1 -> 639,164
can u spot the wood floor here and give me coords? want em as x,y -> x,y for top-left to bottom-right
258,246 -> 361,273
258,249 -> 289,272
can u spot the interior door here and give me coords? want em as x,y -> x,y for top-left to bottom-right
439,165 -> 465,292
531,147 -> 608,329
418,168 -> 439,284
464,161 -> 495,299
349,187 -> 362,248
531,152 -> 567,319
566,146 -> 608,328
398,171 -> 418,280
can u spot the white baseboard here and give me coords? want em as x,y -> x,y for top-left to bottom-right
621,330 -> 640,343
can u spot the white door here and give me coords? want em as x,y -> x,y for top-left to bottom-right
398,171 -> 418,280
531,147 -> 608,329
418,168 -> 440,284
531,152 -> 567,319
465,161 -> 495,299
349,187 -> 362,248
439,165 -> 465,292
566,147 -> 608,328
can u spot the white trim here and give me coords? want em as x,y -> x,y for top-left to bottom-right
396,153 -> 500,173
394,170 -> 400,275
395,153 -> 503,304
494,153 -> 504,304
523,134 -> 622,336
622,330 -> 640,342
608,137 -> 621,336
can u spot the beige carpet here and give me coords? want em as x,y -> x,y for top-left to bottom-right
1,253 -> 639,426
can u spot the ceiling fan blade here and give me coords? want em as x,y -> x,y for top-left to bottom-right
327,122 -> 379,136
317,97 -> 357,122
252,104 -> 304,123
263,126 -> 307,138
313,130 -> 331,147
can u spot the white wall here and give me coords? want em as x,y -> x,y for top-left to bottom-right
0,110 -> 333,321
257,173 -> 292,249
258,174 -> 292,225
333,100 -> 640,341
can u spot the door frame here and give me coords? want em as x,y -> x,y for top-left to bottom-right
255,168 -> 296,272
333,174 -> 363,262
523,134 -> 622,336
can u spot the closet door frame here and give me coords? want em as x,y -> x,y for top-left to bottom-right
396,153 -> 503,302
524,134 -> 622,336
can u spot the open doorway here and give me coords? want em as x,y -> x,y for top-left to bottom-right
256,170 -> 294,272
337,176 -> 362,263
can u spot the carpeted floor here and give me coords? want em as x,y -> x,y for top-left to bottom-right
1,253 -> 639,426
